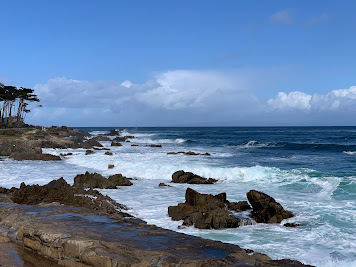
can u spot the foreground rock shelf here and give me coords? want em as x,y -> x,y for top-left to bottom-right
0,196 -> 312,266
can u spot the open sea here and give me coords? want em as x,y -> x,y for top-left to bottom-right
1,126 -> 355,266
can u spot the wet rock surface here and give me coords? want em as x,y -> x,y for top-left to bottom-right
168,188 -> 241,229
168,151 -> 211,156
108,174 -> 133,186
247,190 -> 294,223
0,196 -> 311,267
172,170 -> 218,184
9,152 -> 61,161
74,172 -> 133,189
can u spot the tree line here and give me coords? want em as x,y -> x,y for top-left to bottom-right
0,83 -> 40,127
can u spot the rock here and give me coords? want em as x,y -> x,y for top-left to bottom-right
82,139 -> 103,149
158,183 -> 171,187
167,151 -> 211,156
168,188 -> 240,229
9,152 -> 61,161
108,164 -> 115,169
85,149 -> 95,155
167,152 -> 179,155
11,178 -> 129,216
145,144 -> 162,147
284,223 -> 300,227
171,170 -> 218,184
60,152 -> 73,156
108,174 -> 133,186
104,152 -> 113,155
247,190 -> 294,223
0,187 -> 10,194
92,136 -> 111,141
106,129 -> 122,136
227,201 -> 252,212
131,144 -> 139,147
111,141 -> 122,146
74,172 -> 116,189
113,136 -> 135,142
93,147 -> 110,150
0,139 -> 42,156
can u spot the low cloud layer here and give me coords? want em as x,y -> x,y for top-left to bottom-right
27,71 -> 356,126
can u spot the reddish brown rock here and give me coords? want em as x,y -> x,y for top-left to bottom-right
171,170 -> 218,184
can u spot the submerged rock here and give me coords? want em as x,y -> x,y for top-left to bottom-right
247,190 -> 294,223
171,170 -> 218,184
108,164 -> 115,169
104,151 -> 113,155
145,144 -> 162,147
168,188 -> 240,229
284,223 -> 300,227
85,149 -> 95,155
111,141 -> 122,146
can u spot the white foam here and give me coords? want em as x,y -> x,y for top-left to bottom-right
234,140 -> 275,149
343,151 -> 356,155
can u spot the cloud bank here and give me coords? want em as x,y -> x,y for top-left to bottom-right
28,71 -> 356,126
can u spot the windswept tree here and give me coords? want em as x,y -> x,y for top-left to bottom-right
0,83 -> 40,127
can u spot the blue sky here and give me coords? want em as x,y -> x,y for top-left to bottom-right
1,0 -> 356,126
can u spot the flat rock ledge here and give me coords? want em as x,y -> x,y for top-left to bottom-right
0,195 -> 312,267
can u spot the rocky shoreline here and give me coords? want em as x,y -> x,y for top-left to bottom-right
0,127 -> 312,266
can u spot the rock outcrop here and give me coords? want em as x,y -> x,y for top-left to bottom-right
172,170 -> 218,184
247,190 -> 294,223
11,178 -> 129,216
168,188 -> 240,229
81,138 -> 103,148
111,141 -> 122,146
168,151 -> 211,156
227,200 -> 252,212
74,172 -> 133,189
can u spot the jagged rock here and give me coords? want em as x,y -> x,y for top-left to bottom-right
0,139 -> 42,156
104,152 -> 113,155
85,150 -> 95,155
247,190 -> 294,223
171,170 -> 218,184
108,174 -> 133,186
111,141 -> 122,146
106,129 -> 122,136
113,136 -> 135,142
145,144 -> 162,147
92,136 -> 111,141
82,139 -> 103,149
167,151 -> 211,156
10,178 -> 129,215
74,172 -> 116,189
60,152 -> 73,156
168,188 -> 240,229
9,152 -> 61,161
108,164 -> 115,169
227,201 -> 252,212
93,147 -> 110,150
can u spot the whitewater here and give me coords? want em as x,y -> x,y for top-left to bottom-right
1,127 -> 355,266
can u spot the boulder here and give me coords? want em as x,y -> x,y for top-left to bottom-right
171,170 -> 218,184
104,152 -> 113,155
108,164 -> 115,169
73,172 -> 116,189
85,150 -> 95,155
168,188 -> 240,229
158,183 -> 171,187
227,201 -> 252,212
246,190 -> 294,223
131,144 -> 139,147
113,136 -> 135,142
92,136 -> 111,141
111,141 -> 122,146
108,174 -> 133,186
81,139 -> 103,149
284,223 -> 300,227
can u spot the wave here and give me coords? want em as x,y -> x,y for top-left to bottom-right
134,138 -> 187,144
234,140 -> 276,149
343,151 -> 356,155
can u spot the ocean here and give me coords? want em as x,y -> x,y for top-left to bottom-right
1,127 -> 355,266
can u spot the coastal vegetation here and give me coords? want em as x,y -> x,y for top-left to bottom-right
0,83 -> 40,128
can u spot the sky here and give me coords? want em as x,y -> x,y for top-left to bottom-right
1,0 -> 356,126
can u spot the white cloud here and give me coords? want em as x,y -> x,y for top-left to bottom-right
305,13 -> 329,26
270,10 -> 293,24
268,86 -> 356,112
268,91 -> 312,111
121,80 -> 132,88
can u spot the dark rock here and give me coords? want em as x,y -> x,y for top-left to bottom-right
74,172 -> 116,189
167,151 -> 211,156
111,141 -> 122,146
9,152 -> 61,161
284,223 -> 300,227
0,139 -> 42,156
104,152 -> 113,155
167,152 -> 179,155
113,136 -> 135,142
168,188 -> 240,229
11,178 -> 129,215
145,144 -> 162,147
92,135 -> 111,141
158,183 -> 171,187
106,129 -> 122,136
108,164 -> 115,169
171,170 -> 218,184
0,187 -> 9,194
108,174 -> 133,186
227,201 -> 252,212
85,150 -> 95,155
60,152 -> 73,156
247,190 -> 294,223
93,147 -> 110,150
81,139 -> 103,149
131,144 -> 139,147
